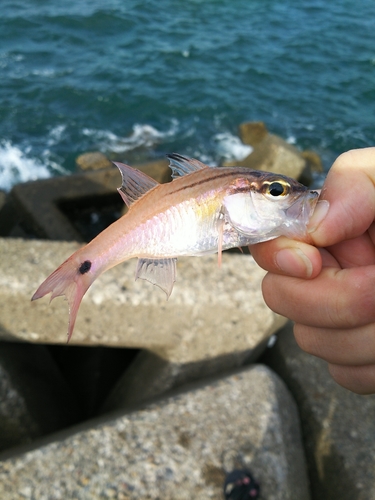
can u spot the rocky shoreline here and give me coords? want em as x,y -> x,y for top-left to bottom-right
0,124 -> 373,499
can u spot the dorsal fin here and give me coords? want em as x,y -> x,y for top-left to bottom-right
114,162 -> 159,207
167,153 -> 209,179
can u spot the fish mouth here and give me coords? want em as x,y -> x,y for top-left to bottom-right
284,189 -> 320,231
308,189 -> 320,211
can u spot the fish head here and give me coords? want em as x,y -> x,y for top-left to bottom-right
223,173 -> 320,244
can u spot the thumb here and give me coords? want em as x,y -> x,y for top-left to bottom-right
308,148 -> 375,247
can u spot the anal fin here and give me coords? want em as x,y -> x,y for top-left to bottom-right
135,258 -> 177,298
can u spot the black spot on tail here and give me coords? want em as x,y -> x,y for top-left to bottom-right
79,260 -> 91,275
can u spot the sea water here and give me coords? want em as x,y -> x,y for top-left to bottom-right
1,0 -> 374,190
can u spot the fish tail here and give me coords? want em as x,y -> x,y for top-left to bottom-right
32,253 -> 97,342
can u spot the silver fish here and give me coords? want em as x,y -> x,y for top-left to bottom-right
32,153 -> 319,340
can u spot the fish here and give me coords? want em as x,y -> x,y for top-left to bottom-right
32,153 -> 319,341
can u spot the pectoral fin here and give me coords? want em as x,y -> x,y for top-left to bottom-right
135,258 -> 177,298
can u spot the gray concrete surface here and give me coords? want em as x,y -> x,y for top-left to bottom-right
263,323 -> 375,500
0,237 -> 286,402
0,365 -> 310,500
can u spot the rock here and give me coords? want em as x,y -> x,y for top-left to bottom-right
76,152 -> 113,171
225,133 -> 308,182
239,121 -> 268,146
262,323 -> 375,500
132,158 -> 171,183
0,365 -> 310,500
223,122 -> 317,184
0,237 -> 286,405
0,342 -> 83,452
301,150 -> 324,173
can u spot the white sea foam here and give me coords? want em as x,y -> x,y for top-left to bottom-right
0,140 -> 53,191
47,124 -> 67,146
190,151 -> 215,166
214,132 -> 253,161
83,121 -> 179,153
31,68 -> 56,78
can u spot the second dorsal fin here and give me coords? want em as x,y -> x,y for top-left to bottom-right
167,153 -> 209,179
114,162 -> 159,207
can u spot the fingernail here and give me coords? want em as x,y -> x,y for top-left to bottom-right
308,200 -> 330,233
276,248 -> 313,278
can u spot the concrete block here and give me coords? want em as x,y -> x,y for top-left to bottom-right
262,323 -> 375,500
8,160 -> 170,241
0,191 -> 6,210
0,342 -> 83,452
0,365 -> 310,500
0,237 -> 286,402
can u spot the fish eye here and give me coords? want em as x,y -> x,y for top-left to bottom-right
265,181 -> 290,197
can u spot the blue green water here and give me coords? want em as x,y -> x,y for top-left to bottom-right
1,0 -> 374,190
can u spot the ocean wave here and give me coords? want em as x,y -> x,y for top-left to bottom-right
82,121 -> 179,154
0,141 -> 50,191
0,140 -> 66,191
213,132 -> 253,162
47,124 -> 67,147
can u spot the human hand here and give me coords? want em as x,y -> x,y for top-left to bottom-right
250,147 -> 375,394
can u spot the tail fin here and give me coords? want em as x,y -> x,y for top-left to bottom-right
32,255 -> 94,342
